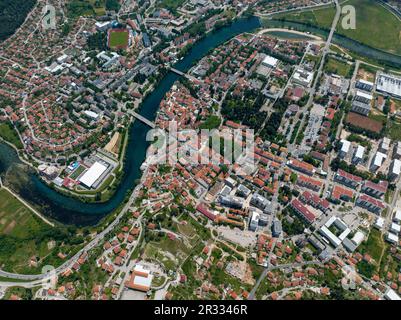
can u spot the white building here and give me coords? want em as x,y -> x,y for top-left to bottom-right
353,145 -> 365,164
262,55 -> 279,68
319,216 -> 350,248
376,72 -> 401,99
379,137 -> 391,154
340,139 -> 351,158
249,210 -> 260,231
384,288 -> 401,300
389,159 -> 401,180
390,223 -> 401,234
386,232 -> 399,245
351,231 -> 365,246
370,152 -> 387,171
393,209 -> 401,223
374,217 -> 385,229
95,21 -> 112,32
84,110 -> 100,120
293,68 -> 314,87
79,162 -> 108,188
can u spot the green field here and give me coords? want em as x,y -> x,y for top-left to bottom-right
0,189 -> 55,273
387,119 -> 401,141
108,30 -> 129,49
0,123 -> 23,149
324,56 -> 352,77
156,0 -> 186,14
275,0 -> 401,55
67,0 -> 120,18
69,165 -> 86,180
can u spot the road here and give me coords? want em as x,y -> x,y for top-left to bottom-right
248,1 -> 341,300
0,166 -> 150,284
292,0 -> 341,151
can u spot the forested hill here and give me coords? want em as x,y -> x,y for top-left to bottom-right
0,0 -> 36,41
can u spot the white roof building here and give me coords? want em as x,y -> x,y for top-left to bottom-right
372,152 -> 387,169
84,110 -> 100,120
376,72 -> 401,99
293,68 -> 314,87
262,55 -> 279,68
355,90 -> 373,102
384,288 -> 401,300
351,231 -> 365,246
390,223 -> 401,234
390,159 -> 401,177
374,217 -> 385,229
319,226 -> 342,247
79,162 -> 108,188
394,209 -> 401,223
249,210 -> 260,231
386,232 -> 399,245
57,54 -> 68,64
340,139 -> 351,155
354,145 -> 365,160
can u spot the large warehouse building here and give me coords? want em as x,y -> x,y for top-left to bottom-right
79,162 -> 108,189
376,72 -> 401,99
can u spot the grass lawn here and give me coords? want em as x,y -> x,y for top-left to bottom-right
108,30 -> 129,49
324,56 -> 352,77
199,115 -> 222,130
358,228 -> 386,263
387,119 -> 401,140
0,123 -> 23,149
0,188 -> 55,274
276,0 -> 401,55
69,165 -> 86,180
67,0 -> 107,18
156,0 -> 186,13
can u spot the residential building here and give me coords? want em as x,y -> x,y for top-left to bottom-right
339,139 -> 351,158
290,199 -> 316,224
361,180 -> 388,198
389,159 -> 401,180
352,145 -> 365,164
334,169 -> 362,188
370,152 -> 387,172
355,79 -> 374,92
356,194 -> 386,214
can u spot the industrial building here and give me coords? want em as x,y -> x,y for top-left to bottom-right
376,72 -> 401,99
79,161 -> 109,189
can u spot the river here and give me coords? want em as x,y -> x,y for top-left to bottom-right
262,19 -> 401,68
0,16 -> 261,226
2,15 -> 400,226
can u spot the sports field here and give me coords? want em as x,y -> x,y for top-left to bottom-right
108,29 -> 129,49
275,0 -> 401,55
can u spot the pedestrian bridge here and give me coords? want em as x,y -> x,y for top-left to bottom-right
128,110 -> 156,128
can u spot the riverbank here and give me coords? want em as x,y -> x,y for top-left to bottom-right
0,16 -> 262,227
261,18 -> 401,69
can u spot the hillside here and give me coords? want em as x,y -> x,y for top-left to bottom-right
0,0 -> 36,41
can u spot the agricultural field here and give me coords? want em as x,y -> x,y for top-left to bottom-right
67,0 -> 120,18
0,189 -> 55,274
275,0 -> 401,55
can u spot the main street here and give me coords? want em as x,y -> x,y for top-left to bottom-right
248,1 -> 341,299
